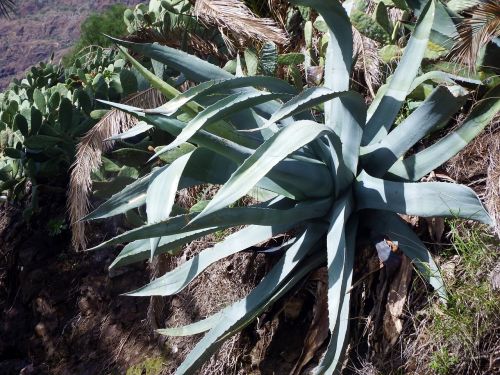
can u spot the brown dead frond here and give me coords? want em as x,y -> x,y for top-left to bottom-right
450,0 -> 500,72
68,88 -> 164,251
353,28 -> 382,98
127,26 -> 231,61
193,0 -> 289,47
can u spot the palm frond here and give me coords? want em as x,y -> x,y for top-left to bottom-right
353,28 -> 382,98
0,0 -> 15,18
68,88 -> 164,251
194,0 -> 289,46
451,0 -> 500,71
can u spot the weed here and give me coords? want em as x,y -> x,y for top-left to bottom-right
416,220 -> 500,374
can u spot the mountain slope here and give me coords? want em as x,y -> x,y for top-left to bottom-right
0,0 -> 140,89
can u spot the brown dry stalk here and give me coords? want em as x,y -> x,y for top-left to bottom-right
451,0 -> 500,72
193,0 -> 289,46
68,88 -> 164,251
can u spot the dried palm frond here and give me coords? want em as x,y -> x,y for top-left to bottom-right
68,88 -> 164,251
127,26 -> 231,61
450,0 -> 500,71
0,0 -> 15,18
193,0 -> 289,47
353,28 -> 382,98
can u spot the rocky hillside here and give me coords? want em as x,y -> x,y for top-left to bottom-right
0,0 -> 141,89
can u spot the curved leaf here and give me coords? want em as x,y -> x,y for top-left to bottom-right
89,197 -> 331,251
355,170 -> 492,225
258,88 -> 351,130
290,0 -> 353,128
362,209 -> 446,300
147,151 -> 194,258
128,224 -> 294,296
157,312 -> 222,337
362,86 -> 462,176
175,225 -> 326,374
362,0 -> 436,145
194,121 -> 335,222
106,121 -> 153,141
387,85 -> 500,181
109,227 -> 219,269
152,91 -> 283,160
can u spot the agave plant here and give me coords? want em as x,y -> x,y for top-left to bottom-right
85,0 -> 499,373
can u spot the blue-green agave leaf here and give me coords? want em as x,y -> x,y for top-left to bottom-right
355,171 -> 492,225
127,223 -> 295,296
175,225 -> 326,374
89,197 -> 331,251
146,151 -> 194,258
194,121 -> 335,222
362,209 -> 446,300
362,86 -> 463,176
362,0 -> 436,145
387,85 -> 500,181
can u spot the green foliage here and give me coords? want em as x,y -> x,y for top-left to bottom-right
63,4 -> 128,66
0,53 -> 140,218
126,357 -> 164,375
429,348 -> 459,375
84,1 -> 500,373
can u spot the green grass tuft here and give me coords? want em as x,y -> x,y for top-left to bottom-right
425,220 -> 499,374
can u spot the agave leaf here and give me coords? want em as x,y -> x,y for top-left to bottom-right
334,92 -> 366,190
127,223 -> 294,296
355,170 -> 492,225
362,86 -> 463,176
109,227 -> 220,269
362,0 -> 436,145
84,171 -> 153,221
111,36 -> 291,127
152,91 -> 284,160
316,216 -> 357,374
175,225 -> 326,374
109,53 -> 264,150
106,121 -> 153,141
387,85 -> 500,181
363,209 -> 446,300
84,149 -> 236,222
88,197 -> 331,251
194,121 -> 335,222
408,70 -> 482,93
147,151 -> 194,258
290,0 -> 352,128
157,312 -> 222,337
261,88 -> 350,129
150,76 -> 298,117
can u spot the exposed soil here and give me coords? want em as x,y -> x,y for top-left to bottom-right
0,190 -> 161,374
